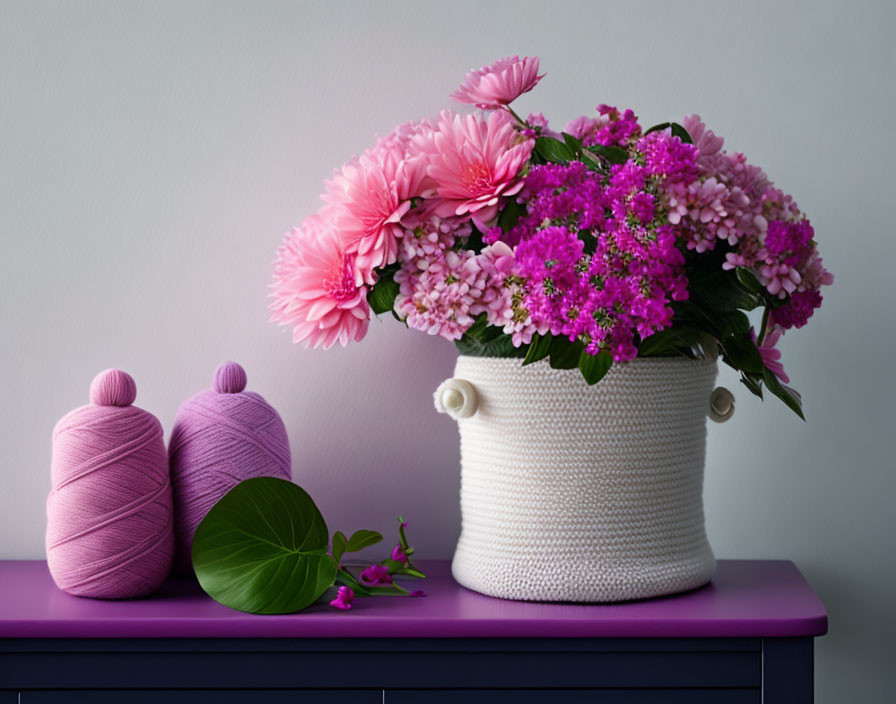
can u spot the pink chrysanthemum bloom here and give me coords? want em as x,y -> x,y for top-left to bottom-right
323,145 -> 429,285
269,216 -> 370,350
450,55 -> 544,109
374,117 -> 435,158
417,110 -> 534,231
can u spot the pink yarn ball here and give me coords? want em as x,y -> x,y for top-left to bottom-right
46,369 -> 174,598
169,362 -> 292,574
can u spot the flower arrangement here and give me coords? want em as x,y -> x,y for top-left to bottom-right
270,56 -> 832,417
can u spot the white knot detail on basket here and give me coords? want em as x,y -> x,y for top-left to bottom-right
434,355 -> 733,602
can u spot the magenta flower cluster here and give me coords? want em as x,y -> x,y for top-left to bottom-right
565,104 -> 641,149
270,54 -> 832,396
493,155 -> 691,361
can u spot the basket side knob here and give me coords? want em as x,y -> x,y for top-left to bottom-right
434,378 -> 479,420
709,386 -> 735,423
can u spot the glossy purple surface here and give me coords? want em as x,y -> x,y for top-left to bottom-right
0,559 -> 827,639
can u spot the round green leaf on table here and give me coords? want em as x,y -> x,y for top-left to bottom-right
192,477 -> 337,614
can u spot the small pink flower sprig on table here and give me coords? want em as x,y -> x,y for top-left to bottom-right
270,55 -> 833,418
328,516 -> 426,611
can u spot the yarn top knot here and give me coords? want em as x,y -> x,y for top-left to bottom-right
89,368 -> 137,407
213,361 -> 247,394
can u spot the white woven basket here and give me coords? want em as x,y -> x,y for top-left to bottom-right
435,355 -> 732,602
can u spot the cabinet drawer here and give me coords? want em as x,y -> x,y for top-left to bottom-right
385,691 -> 760,703
19,691 -> 379,704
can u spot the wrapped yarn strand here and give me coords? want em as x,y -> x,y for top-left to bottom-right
169,361 -> 292,574
46,369 -> 174,598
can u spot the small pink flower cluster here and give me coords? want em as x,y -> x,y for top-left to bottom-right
670,114 -> 833,338
270,55 -> 831,408
329,585 -> 354,611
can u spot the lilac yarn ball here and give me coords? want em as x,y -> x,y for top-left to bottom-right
46,369 -> 174,598
169,362 -> 292,574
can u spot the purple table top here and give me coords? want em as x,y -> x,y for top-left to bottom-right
0,559 -> 827,639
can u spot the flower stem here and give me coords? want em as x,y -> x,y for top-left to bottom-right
504,105 -> 526,126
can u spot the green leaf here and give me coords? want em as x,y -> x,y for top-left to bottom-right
332,531 -> 348,566
720,333 -> 765,375
381,558 -> 406,573
497,198 -> 524,234
740,372 -> 764,399
192,477 -> 337,614
561,132 -> 583,154
368,275 -> 399,315
548,336 -> 585,369
762,368 -> 805,420
579,349 -> 612,385
334,567 -> 369,595
455,335 -> 524,357
586,144 -> 629,165
644,121 -> 693,144
672,301 -> 715,328
689,268 -> 761,312
522,333 -> 553,366
455,313 -> 526,358
637,325 -> 704,357
717,310 -> 751,337
672,300 -> 748,341
671,122 -> 693,144
579,149 -> 603,171
345,529 -> 383,553
461,311 -> 488,338
534,136 -> 576,163
735,267 -> 765,295
644,122 -> 671,135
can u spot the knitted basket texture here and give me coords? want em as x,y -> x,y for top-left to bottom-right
446,355 -> 718,602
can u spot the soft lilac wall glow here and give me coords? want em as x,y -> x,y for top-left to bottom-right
1,2 -> 894,702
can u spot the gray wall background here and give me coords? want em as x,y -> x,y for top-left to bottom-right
2,0 -> 893,699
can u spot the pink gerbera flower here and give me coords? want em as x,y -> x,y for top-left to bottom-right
323,145 -> 429,285
417,110 -> 533,231
269,215 -> 370,349
450,55 -> 544,109
752,326 -> 789,383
